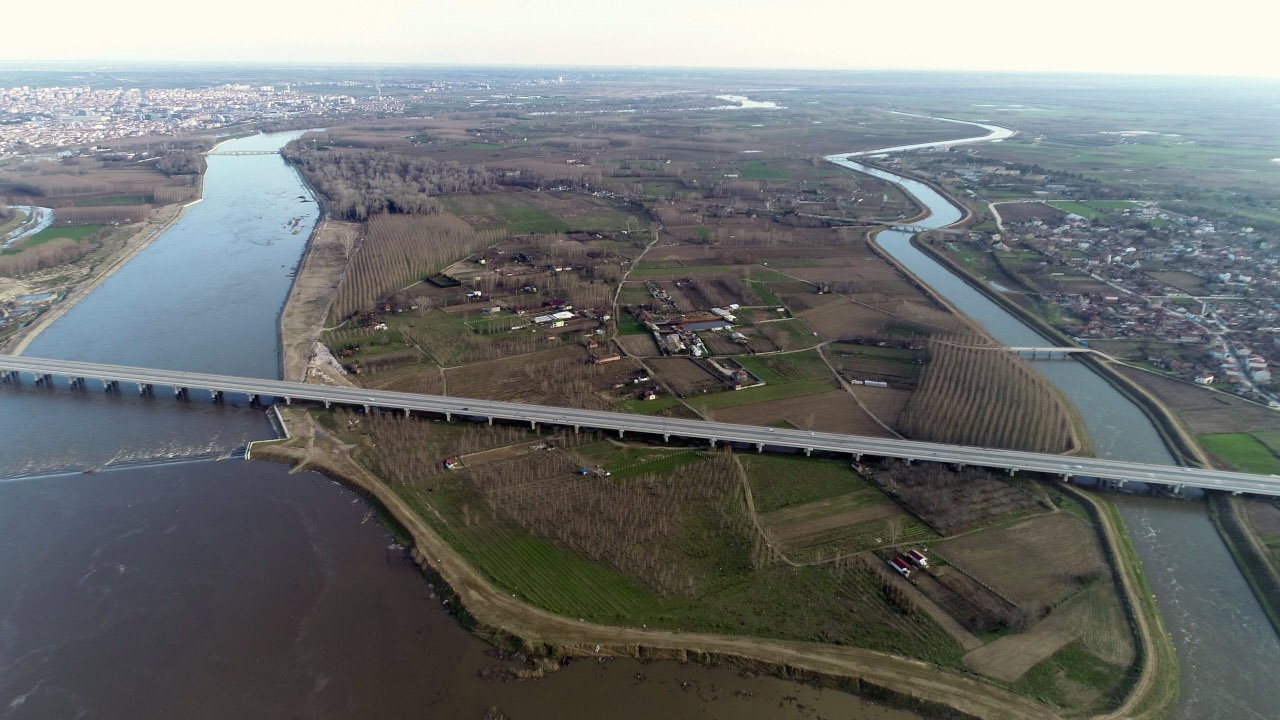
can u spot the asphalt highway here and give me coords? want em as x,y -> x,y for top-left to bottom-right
3,354 -> 1278,496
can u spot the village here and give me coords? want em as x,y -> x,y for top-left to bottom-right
882,147 -> 1280,404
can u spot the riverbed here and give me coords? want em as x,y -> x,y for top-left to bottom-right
0,131 -> 915,719
827,122 -> 1280,718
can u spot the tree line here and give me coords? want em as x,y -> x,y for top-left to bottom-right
283,136 -> 494,220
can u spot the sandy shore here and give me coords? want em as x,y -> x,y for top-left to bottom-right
277,218 -> 358,381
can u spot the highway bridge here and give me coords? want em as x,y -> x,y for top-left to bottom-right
204,150 -> 280,157
3,354 -> 1278,497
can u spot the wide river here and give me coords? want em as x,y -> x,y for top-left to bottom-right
0,132 -> 913,719
828,127 -> 1280,718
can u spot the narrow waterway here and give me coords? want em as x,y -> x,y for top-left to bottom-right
828,125 -> 1280,718
0,131 -> 915,719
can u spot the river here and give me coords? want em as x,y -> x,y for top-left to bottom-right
0,131 -> 914,719
827,125 -> 1280,718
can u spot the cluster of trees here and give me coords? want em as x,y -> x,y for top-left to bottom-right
0,236 -> 97,277
358,411 -> 528,490
155,150 -> 205,177
874,460 -> 1046,536
331,213 -> 503,322
685,273 -> 752,309
283,139 -> 493,220
899,334 -> 1078,454
53,206 -> 149,225
467,449 -> 744,595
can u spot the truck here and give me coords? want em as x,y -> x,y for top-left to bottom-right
906,549 -> 929,569
889,557 -> 912,577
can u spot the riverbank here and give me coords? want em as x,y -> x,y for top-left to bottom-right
1206,493 -> 1280,637
2,189 -> 205,356
278,217 -> 358,381
252,407 -> 1061,720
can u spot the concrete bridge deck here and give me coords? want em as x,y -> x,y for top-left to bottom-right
2,354 -> 1277,497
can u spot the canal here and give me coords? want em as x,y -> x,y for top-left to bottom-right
828,134 -> 1280,719
0,131 -> 913,719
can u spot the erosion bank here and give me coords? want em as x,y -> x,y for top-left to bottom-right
250,410 -> 1061,720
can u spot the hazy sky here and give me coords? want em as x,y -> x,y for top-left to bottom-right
9,0 -> 1279,78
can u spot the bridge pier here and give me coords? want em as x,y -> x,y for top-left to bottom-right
530,419 -> 537,430
324,399 -> 331,409
174,386 -> 188,399
617,429 -> 624,439
248,393 -> 259,406
708,438 -> 717,448
446,411 -> 452,422
284,396 -> 292,405
804,447 -> 812,457
1007,468 -> 1018,476
756,443 -> 764,453
403,408 -> 410,417
139,383 -> 153,395
662,433 -> 668,442
211,390 -> 223,403
69,377 -> 85,390
104,379 -> 119,392
487,417 -> 493,426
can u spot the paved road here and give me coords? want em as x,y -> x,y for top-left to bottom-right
3,353 -> 1278,497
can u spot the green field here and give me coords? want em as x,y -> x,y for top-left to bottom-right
1199,433 -> 1280,474
688,378 -> 832,411
4,224 -> 107,254
616,309 -> 649,335
444,195 -> 568,234
735,349 -> 831,385
392,454 -> 962,665
0,209 -> 28,236
749,281 -> 782,306
73,195 -> 151,207
742,455 -> 870,513
740,160 -> 788,181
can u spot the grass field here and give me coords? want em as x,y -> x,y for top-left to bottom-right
616,309 -> 649,335
740,160 -> 788,180
1199,433 -> 1280,474
443,194 -> 569,234
742,455 -> 869,513
72,195 -> 152,207
4,224 -> 107,254
688,378 -> 832,411
734,349 -> 830,385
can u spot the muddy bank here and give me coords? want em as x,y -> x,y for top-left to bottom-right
277,218 -> 358,381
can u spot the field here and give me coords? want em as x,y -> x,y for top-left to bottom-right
646,357 -> 723,395
1197,433 -> 1280,474
712,389 -> 893,436
1117,366 -> 1280,435
1047,200 -> 1139,220
742,455 -> 933,563
936,512 -> 1109,615
444,191 -> 646,234
899,334 -> 1081,453
331,413 -> 967,664
15,224 -> 107,248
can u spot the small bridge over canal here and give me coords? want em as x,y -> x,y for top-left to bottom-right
2,354 -> 1276,498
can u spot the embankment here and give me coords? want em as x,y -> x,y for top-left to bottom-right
1206,493 -> 1280,638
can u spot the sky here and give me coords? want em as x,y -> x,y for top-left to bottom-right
7,0 -> 1280,78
